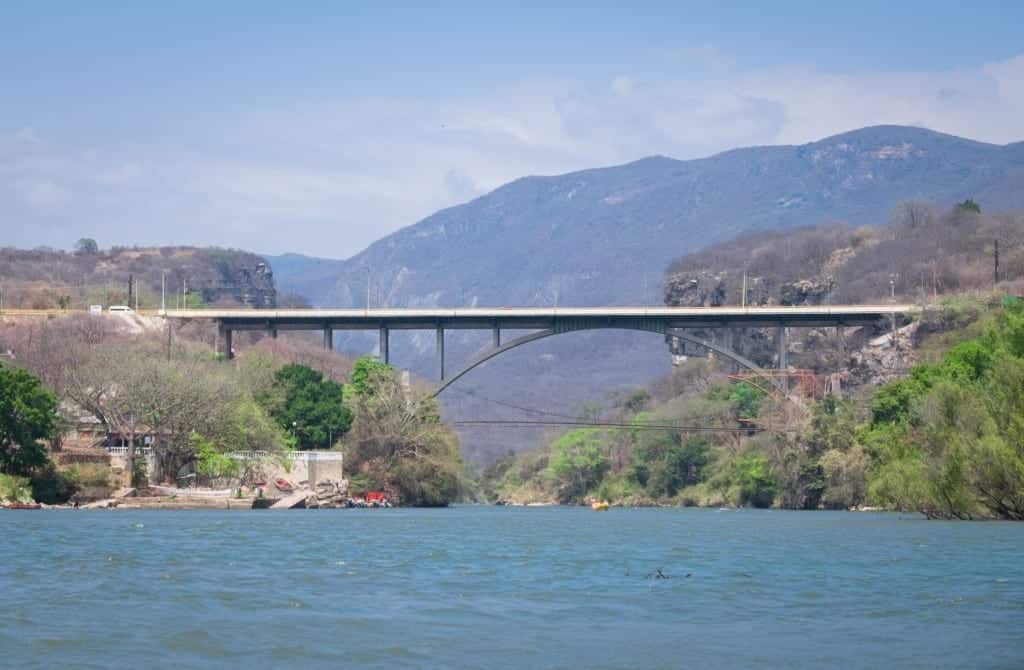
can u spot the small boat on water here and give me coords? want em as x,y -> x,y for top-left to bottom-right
3,502 -> 42,510
591,501 -> 610,511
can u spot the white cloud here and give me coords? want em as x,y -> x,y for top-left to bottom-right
2,51 -> 1023,256
15,179 -> 70,209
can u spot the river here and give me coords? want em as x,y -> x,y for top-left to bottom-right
2,507 -> 1022,669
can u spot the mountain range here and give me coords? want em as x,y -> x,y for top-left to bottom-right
269,125 -> 1024,462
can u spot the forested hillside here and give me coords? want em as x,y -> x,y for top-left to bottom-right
482,200 -> 1024,516
482,295 -> 1023,518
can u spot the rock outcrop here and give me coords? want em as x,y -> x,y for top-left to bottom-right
780,279 -> 834,306
303,479 -> 350,509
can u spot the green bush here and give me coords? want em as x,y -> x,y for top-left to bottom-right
29,465 -> 78,504
713,454 -> 777,508
0,473 -> 34,504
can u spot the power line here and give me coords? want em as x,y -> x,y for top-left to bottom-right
452,419 -> 790,433
446,386 -> 583,421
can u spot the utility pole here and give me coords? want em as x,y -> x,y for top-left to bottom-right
161,272 -> 166,313
741,272 -> 747,308
889,274 -> 898,347
366,268 -> 371,312
994,239 -> 1001,288
134,277 -> 139,312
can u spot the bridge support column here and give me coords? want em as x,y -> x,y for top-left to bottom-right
270,329 -> 278,340
323,326 -> 333,351
492,324 -> 500,349
437,327 -> 445,380
379,326 -> 389,364
776,326 -> 788,370
219,325 -> 234,360
836,325 -> 845,371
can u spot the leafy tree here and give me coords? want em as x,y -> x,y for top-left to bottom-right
819,446 -> 868,509
262,364 -> 351,449
807,394 -> 858,455
346,355 -> 394,399
956,199 -> 981,214
345,364 -> 463,506
621,388 -> 651,414
728,381 -> 764,419
0,365 -> 57,476
193,433 -> 239,479
714,453 -> 776,508
865,303 -> 1024,519
74,238 -> 99,255
547,428 -> 609,503
219,397 -> 289,454
633,429 -> 708,497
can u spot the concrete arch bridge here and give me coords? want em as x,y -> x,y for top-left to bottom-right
165,305 -> 914,396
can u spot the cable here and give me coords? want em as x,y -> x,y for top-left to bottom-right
445,386 -> 583,421
451,419 -> 796,433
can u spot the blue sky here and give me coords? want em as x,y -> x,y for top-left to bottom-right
2,1 -> 1024,257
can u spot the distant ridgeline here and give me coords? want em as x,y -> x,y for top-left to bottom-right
0,246 -> 276,310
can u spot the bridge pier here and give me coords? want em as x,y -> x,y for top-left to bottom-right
492,324 -> 500,349
437,327 -> 445,380
776,326 -> 788,370
219,325 -> 234,360
379,326 -> 390,364
323,326 -> 333,351
836,325 -> 845,370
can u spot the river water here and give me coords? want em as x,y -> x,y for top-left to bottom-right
2,507 -> 1022,669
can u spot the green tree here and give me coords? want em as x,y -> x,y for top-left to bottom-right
346,355 -> 394,399
192,433 -> 239,479
345,364 -> 464,506
728,381 -> 764,419
633,429 -> 708,497
74,238 -> 99,255
713,453 -> 776,508
864,304 -> 1024,519
547,428 -> 609,503
0,366 -> 57,476
956,199 -> 981,214
219,397 -> 289,454
263,364 -> 352,449
807,394 -> 858,456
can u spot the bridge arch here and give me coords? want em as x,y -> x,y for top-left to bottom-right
432,324 -> 769,396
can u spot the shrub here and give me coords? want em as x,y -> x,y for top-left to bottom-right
0,473 -> 34,504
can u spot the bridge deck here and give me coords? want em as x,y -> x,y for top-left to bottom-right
163,305 -> 916,330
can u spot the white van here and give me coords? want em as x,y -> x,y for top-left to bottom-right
88,305 -> 103,315
108,305 -> 133,313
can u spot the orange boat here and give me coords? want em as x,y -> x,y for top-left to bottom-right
3,502 -> 42,510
